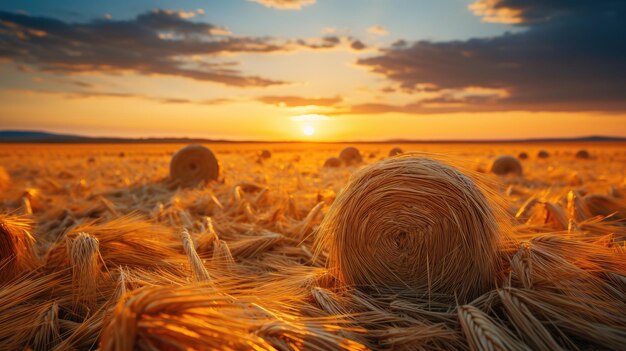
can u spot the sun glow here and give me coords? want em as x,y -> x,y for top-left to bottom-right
303,125 -> 315,136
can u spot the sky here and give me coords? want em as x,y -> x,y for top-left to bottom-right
0,0 -> 625,141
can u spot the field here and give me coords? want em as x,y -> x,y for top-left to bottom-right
1,142 -> 625,350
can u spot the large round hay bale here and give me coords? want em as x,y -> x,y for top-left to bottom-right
323,157 -> 341,168
537,150 -> 550,159
339,147 -> 362,165
575,149 -> 590,159
490,155 -> 523,176
170,145 -> 219,184
316,155 -> 502,301
517,152 -> 528,160
388,147 -> 403,157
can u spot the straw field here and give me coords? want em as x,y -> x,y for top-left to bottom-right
0,142 -> 625,350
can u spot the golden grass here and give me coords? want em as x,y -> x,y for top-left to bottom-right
0,142 -> 624,350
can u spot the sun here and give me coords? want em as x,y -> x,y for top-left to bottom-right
303,125 -> 315,136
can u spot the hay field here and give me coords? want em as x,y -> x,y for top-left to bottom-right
0,142 -> 625,350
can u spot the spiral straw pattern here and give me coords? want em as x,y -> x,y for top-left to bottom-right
170,144 -> 219,184
316,155 -> 502,301
490,155 -> 523,176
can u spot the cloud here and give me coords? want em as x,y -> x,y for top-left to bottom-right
0,9 -> 365,87
0,10 -> 320,87
367,25 -> 389,36
258,95 -> 341,107
249,0 -> 316,10
356,0 -> 626,113
6,88 -> 235,105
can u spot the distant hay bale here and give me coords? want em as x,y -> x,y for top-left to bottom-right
517,152 -> 528,160
537,150 -> 550,159
490,155 -> 523,176
339,147 -> 362,165
388,147 -> 403,157
323,157 -> 341,168
316,155 -> 502,301
170,144 -> 219,184
575,149 -> 590,159
259,149 -> 272,159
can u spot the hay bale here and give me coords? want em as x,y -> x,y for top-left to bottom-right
259,150 -> 272,159
388,147 -> 403,157
323,157 -> 341,168
339,147 -> 362,165
537,150 -> 550,159
170,144 -> 219,184
517,152 -> 528,160
575,149 -> 590,159
316,156 -> 502,301
490,155 -> 523,176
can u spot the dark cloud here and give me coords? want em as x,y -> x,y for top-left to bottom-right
350,39 -> 366,51
258,95 -> 341,107
0,10 -> 348,87
7,88 -> 235,105
356,0 -> 626,113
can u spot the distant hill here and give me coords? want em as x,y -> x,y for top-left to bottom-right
1,130 -> 625,144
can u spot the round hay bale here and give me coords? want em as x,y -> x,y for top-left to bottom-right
316,155 -> 502,301
575,149 -> 590,159
537,150 -> 550,159
324,157 -> 342,168
259,149 -> 271,159
490,155 -> 523,176
339,146 -> 362,165
517,152 -> 528,160
170,144 -> 219,184
388,147 -> 403,157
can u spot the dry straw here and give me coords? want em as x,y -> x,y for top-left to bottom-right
68,232 -> 101,315
315,154 -> 503,301
169,144 -> 219,184
339,146 -> 362,165
490,155 -> 523,176
0,214 -> 39,282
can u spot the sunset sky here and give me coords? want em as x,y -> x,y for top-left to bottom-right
1,0 -> 625,141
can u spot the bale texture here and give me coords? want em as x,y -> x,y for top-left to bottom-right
339,147 -> 362,165
490,155 -> 523,176
517,152 -> 528,160
170,144 -> 219,184
316,155 -> 502,301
